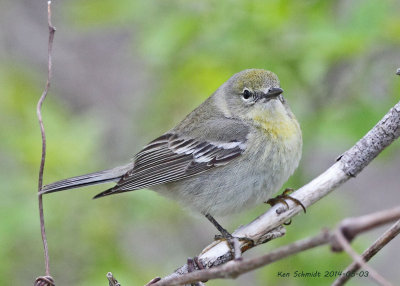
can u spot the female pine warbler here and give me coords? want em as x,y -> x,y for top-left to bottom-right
42,69 -> 302,238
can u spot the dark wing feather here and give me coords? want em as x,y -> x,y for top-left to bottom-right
93,133 -> 246,198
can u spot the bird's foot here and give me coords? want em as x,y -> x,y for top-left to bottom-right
205,213 -> 253,260
266,188 -> 306,225
213,234 -> 254,260
214,234 -> 254,259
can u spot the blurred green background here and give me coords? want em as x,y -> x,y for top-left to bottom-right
1,0 -> 400,285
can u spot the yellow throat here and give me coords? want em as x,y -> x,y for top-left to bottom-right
250,103 -> 300,140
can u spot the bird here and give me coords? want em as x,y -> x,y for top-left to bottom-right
41,68 -> 302,242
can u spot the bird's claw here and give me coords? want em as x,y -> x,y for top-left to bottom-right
265,188 -> 306,225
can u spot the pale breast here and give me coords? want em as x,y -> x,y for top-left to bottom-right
243,121 -> 302,203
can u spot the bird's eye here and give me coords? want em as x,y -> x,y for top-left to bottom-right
242,89 -> 252,100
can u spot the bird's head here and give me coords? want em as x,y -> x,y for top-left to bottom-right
220,69 -> 288,118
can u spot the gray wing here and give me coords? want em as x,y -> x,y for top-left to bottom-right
93,132 -> 248,198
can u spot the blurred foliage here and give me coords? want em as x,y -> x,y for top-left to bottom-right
2,0 -> 400,285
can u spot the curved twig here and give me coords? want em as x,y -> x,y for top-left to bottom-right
36,1 -> 56,285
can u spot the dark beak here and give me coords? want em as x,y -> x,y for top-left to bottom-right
266,87 -> 284,97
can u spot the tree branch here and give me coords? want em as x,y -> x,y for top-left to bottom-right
152,69 -> 400,285
35,1 -> 56,286
151,206 -> 400,286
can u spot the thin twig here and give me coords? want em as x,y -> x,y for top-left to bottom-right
332,220 -> 400,286
338,206 -> 400,242
36,1 -> 56,284
333,229 -> 392,286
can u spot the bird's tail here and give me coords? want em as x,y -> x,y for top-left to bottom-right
40,164 -> 132,195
